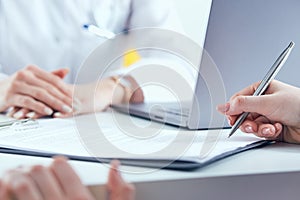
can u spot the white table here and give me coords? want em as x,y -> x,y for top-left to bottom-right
0,112 -> 300,200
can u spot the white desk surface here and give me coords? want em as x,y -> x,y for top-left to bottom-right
0,112 -> 300,199
0,142 -> 299,184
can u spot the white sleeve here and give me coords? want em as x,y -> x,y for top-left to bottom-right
129,0 -> 184,34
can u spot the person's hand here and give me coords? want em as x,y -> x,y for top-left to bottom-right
217,80 -> 300,144
0,65 -> 73,119
6,68 -> 74,119
55,75 -> 145,118
0,157 -> 135,200
2,66 -> 144,119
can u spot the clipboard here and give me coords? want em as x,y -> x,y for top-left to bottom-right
0,140 -> 273,171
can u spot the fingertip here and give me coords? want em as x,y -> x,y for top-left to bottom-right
53,112 -> 72,119
244,125 -> 254,133
239,121 -> 257,135
13,110 -> 25,119
216,103 -> 230,114
44,107 -> 54,116
257,124 -> 276,138
62,67 -> 70,73
52,156 -> 69,162
53,112 -> 62,118
263,126 -> 276,136
52,68 -> 70,79
110,160 -> 120,170
29,165 -> 45,175
50,156 -> 71,177
61,68 -> 70,78
6,107 -> 16,117
109,160 -> 121,179
26,111 -> 38,119
51,156 -> 69,168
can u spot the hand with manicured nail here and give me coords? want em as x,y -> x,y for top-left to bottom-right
217,80 -> 300,144
4,65 -> 144,119
0,157 -> 135,200
1,66 -> 73,119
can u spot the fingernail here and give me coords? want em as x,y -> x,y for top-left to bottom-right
262,127 -> 275,135
73,98 -> 82,112
245,125 -> 253,133
262,128 -> 271,135
7,107 -> 14,111
44,107 -> 53,115
62,105 -> 72,113
53,112 -> 62,118
6,107 -> 14,115
26,112 -> 36,119
13,111 -> 24,119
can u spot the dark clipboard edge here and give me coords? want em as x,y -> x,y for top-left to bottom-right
0,140 -> 274,171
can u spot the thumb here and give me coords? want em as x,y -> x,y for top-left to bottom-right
52,68 -> 70,79
227,95 -> 274,116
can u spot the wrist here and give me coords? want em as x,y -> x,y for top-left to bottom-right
110,76 -> 133,104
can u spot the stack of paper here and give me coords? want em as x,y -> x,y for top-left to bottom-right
0,114 -> 270,170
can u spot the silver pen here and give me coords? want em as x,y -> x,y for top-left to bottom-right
228,41 -> 295,138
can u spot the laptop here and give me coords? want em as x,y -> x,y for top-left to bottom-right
113,0 -> 300,129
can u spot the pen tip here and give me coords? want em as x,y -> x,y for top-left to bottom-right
228,126 -> 238,138
289,41 -> 295,48
82,24 -> 89,29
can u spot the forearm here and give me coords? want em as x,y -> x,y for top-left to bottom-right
109,77 -> 128,105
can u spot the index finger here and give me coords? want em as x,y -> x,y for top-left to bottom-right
230,81 -> 261,101
26,65 -> 72,97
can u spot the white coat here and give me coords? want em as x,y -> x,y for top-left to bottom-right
0,0 -> 183,83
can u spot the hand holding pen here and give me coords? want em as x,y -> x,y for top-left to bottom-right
217,42 -> 299,142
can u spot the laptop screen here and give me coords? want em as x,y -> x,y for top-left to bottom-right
189,0 -> 300,129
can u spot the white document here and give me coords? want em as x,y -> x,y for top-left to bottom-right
0,113 -> 266,165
